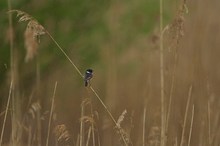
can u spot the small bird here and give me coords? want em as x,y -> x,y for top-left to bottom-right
84,69 -> 93,87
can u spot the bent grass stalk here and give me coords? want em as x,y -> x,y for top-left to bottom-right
10,10 -> 128,146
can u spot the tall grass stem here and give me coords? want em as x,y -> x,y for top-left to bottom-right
143,107 -> 146,146
187,104 -> 194,146
159,0 -> 166,145
89,87 -> 128,146
166,49 -> 178,133
0,81 -> 13,146
80,99 -> 85,146
46,82 -> 58,146
208,100 -> 211,146
180,85 -> 192,146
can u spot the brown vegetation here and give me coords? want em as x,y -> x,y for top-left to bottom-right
1,0 -> 220,146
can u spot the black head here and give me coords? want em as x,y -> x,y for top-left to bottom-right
86,69 -> 93,73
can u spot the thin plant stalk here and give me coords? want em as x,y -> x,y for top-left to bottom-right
187,104 -> 194,146
143,107 -> 146,146
97,133 -> 101,146
86,127 -> 92,146
7,1 -> 18,145
175,137 -> 178,146
90,101 -> 96,146
80,100 -> 85,146
90,87 -> 128,146
27,125 -> 32,146
159,0 -> 166,145
180,85 -> 192,146
85,93 -> 96,146
0,81 -> 13,146
208,100 -> 211,146
7,0 -> 14,89
36,103 -> 41,146
92,123 -> 95,146
166,49 -> 178,133
46,82 -> 58,146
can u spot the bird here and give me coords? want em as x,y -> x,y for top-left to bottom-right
84,69 -> 93,87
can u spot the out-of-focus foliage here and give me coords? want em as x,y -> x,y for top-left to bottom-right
0,0 -> 160,86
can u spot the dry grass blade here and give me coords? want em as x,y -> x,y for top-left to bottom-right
187,105 -> 194,146
208,101 -> 211,146
92,120 -> 96,146
46,82 -> 58,146
143,108 -> 146,146
159,0 -> 166,145
0,81 -> 13,146
180,85 -> 192,146
80,99 -> 85,146
86,126 -> 92,146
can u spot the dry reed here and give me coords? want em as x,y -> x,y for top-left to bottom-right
10,9 -> 130,145
166,0 -> 188,137
159,0 -> 166,145
207,100 -> 211,146
187,104 -> 194,146
46,82 -> 58,146
80,99 -> 85,146
142,107 -> 146,146
0,81 -> 13,146
180,85 -> 192,146
54,124 -> 71,143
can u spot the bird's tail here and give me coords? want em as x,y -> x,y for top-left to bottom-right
85,81 -> 88,87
